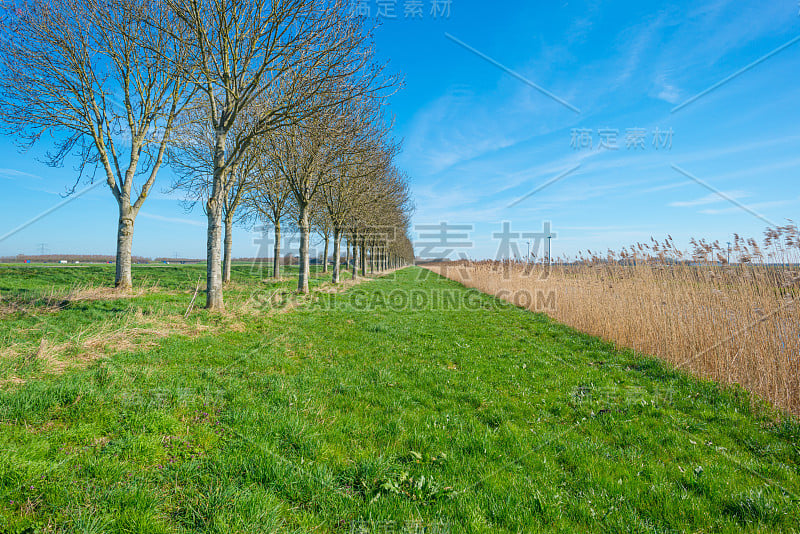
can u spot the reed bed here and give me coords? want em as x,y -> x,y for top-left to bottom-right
424,225 -> 800,415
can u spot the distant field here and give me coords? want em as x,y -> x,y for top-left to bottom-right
0,266 -> 799,532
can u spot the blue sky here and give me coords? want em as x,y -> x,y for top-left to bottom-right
1,0 -> 799,260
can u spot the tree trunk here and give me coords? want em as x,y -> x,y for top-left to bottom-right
297,201 -> 311,293
369,245 -> 374,273
206,131 -> 227,311
332,228 -> 341,284
352,236 -> 358,279
273,222 -> 281,279
222,215 -> 233,284
322,235 -> 329,273
115,206 -> 135,289
360,241 -> 366,277
344,237 -> 350,268
206,202 -> 224,310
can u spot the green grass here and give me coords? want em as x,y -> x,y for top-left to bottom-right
0,266 -> 799,533
0,263 -> 349,382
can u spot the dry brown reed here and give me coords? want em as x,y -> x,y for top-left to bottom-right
424,224 -> 800,415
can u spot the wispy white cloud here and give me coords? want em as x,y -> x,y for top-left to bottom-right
401,87 -> 517,176
640,180 -> 694,194
138,212 -> 205,227
0,168 -> 41,180
699,198 -> 797,215
670,136 -> 800,166
669,190 -> 748,207
654,74 -> 681,104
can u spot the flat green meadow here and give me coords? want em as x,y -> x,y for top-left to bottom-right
0,265 -> 798,533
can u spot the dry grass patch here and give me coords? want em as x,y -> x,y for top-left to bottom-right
2,308 -> 212,382
43,282 -> 162,304
0,282 -> 161,318
0,375 -> 26,387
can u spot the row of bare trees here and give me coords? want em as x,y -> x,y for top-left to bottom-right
0,0 -> 415,310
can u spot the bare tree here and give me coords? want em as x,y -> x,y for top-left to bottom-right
346,160 -> 412,277
0,0 -> 193,288
270,99 -> 358,293
243,138 -> 295,279
168,104 -> 256,284
162,0 -> 386,309
321,142 -> 393,283
275,86 -> 402,292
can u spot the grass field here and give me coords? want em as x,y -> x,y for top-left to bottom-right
1,265 -> 799,532
0,263 -> 349,387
